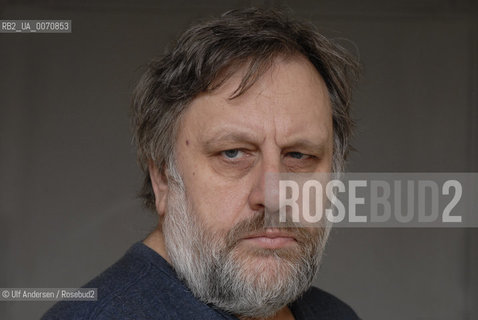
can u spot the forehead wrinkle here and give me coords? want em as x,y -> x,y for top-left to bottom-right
273,109 -> 332,152
185,54 -> 332,153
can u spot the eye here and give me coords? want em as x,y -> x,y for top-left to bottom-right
283,151 -> 319,171
287,151 -> 307,159
221,149 -> 243,159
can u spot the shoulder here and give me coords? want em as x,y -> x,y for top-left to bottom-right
41,244 -> 170,320
291,286 -> 360,320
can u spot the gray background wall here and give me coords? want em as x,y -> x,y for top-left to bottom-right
0,0 -> 477,319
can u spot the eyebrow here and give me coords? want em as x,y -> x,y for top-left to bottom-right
282,139 -> 329,155
201,130 -> 329,155
201,131 -> 260,151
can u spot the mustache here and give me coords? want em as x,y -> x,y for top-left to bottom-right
223,211 -> 323,251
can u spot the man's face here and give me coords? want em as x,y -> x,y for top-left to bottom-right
163,55 -> 333,317
176,54 -> 333,237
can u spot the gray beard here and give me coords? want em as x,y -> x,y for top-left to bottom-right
162,168 -> 330,319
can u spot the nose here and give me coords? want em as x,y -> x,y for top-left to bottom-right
247,151 -> 282,214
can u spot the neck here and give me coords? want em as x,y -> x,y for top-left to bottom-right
143,226 -> 171,263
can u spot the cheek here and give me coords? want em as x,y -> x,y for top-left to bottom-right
185,171 -> 252,229
321,133 -> 334,172
322,152 -> 333,172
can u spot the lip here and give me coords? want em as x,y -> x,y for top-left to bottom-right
241,229 -> 297,249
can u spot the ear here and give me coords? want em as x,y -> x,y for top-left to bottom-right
148,160 -> 169,217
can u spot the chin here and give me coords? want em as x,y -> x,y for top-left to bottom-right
233,247 -> 300,276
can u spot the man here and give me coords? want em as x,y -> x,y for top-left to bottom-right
43,7 -> 360,320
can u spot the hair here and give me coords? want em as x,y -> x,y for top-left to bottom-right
131,7 -> 360,211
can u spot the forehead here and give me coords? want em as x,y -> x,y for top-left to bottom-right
178,54 -> 332,146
